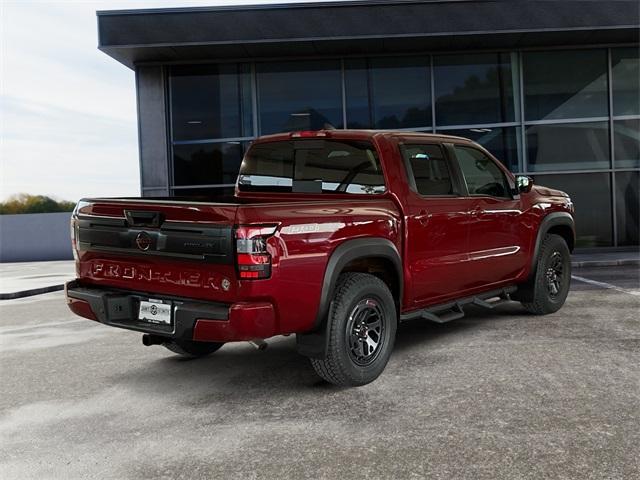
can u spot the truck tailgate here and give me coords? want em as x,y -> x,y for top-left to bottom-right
73,198 -> 240,302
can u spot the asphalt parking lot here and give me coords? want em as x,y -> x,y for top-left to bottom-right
1,265 -> 638,479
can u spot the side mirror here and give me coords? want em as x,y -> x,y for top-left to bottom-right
516,175 -> 533,194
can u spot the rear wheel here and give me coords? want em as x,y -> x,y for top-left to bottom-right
310,272 -> 397,387
519,234 -> 571,315
163,339 -> 224,358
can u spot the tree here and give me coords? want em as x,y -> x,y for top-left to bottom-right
0,194 -> 75,214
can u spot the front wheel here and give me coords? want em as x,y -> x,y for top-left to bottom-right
310,272 -> 397,387
519,233 -> 571,315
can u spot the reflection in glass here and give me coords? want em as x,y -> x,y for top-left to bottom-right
615,171 -> 640,246
257,60 -> 343,135
434,53 -> 519,126
345,57 -> 431,129
170,64 -> 252,141
614,119 -> 640,168
238,140 -> 385,194
533,173 -> 612,247
173,142 -> 246,186
526,122 -> 609,171
523,50 -> 608,121
612,48 -> 640,116
438,127 -> 521,172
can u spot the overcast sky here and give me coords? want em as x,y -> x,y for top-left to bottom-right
0,0 -> 346,202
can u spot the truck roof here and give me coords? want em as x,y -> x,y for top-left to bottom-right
253,129 -> 474,144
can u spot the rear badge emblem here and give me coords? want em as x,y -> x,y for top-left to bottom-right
135,231 -> 152,251
221,278 -> 231,291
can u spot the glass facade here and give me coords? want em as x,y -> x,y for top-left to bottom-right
164,46 -> 640,248
345,57 -> 431,129
170,64 -> 253,141
525,121 -> 610,172
533,173 -> 613,247
257,60 -> 343,134
523,49 -> 609,121
434,53 -> 519,126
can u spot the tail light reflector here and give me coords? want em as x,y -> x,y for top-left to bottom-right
235,225 -> 277,280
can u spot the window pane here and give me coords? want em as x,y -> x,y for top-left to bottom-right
612,48 -> 640,116
170,64 -> 252,141
173,142 -> 245,186
438,127 -> 521,172
345,57 -> 431,129
526,122 -> 609,172
257,60 -> 342,135
455,146 -> 511,198
533,173 -> 612,247
615,171 -> 640,246
614,119 -> 640,169
238,140 -> 385,194
401,144 -> 453,196
523,50 -> 608,121
434,53 -> 519,126
344,58 -> 370,129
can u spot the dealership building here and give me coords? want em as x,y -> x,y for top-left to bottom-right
97,0 -> 639,248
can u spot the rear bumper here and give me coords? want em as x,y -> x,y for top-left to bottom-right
65,280 -> 277,342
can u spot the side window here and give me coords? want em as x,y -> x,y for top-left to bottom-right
401,144 -> 454,196
455,146 -> 512,198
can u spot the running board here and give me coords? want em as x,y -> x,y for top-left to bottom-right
400,287 -> 517,324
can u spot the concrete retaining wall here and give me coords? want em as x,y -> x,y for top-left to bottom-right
0,212 -> 73,262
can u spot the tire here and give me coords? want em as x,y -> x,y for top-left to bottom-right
163,339 -> 224,358
310,272 -> 397,387
519,234 -> 571,315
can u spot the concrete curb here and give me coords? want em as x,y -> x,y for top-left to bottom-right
0,284 -> 65,300
1,258 -> 637,300
571,259 -> 640,268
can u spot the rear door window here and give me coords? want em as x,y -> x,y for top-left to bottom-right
401,144 -> 454,196
238,139 -> 385,194
455,146 -> 512,198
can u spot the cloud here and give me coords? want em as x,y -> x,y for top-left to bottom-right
1,0 -> 348,201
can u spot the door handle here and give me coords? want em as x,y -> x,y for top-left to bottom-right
415,210 -> 431,226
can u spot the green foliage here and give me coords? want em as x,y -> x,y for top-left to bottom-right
0,194 -> 75,215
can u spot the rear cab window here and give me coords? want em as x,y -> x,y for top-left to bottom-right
238,139 -> 386,194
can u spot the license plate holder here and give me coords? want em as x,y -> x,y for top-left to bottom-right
138,299 -> 172,325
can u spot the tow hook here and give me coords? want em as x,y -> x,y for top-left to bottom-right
142,334 -> 165,346
249,339 -> 268,351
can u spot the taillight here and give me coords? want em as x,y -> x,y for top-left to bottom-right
235,225 -> 277,280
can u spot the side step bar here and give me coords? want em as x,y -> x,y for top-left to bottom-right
400,287 -> 517,324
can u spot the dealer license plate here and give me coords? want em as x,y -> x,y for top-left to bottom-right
138,299 -> 172,325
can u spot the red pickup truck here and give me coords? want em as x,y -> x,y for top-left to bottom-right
66,130 -> 574,386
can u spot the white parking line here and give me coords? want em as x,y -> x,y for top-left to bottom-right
571,275 -> 640,297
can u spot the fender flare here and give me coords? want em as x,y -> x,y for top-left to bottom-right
530,211 -> 575,273
296,237 -> 402,359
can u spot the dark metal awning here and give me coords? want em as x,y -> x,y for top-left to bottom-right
97,0 -> 640,69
